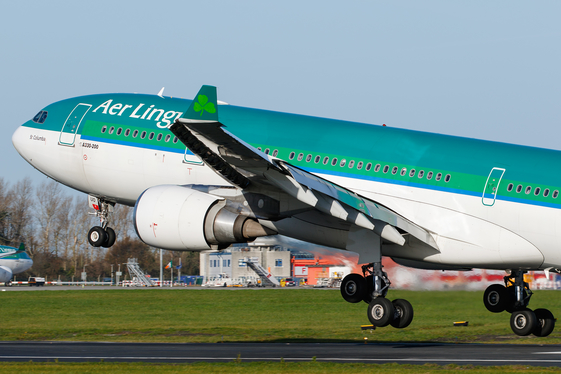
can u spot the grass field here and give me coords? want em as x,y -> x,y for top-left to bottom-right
1,287 -> 561,344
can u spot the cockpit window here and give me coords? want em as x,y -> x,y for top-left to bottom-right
32,111 -> 48,124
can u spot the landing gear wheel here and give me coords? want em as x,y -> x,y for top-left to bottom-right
102,227 -> 116,248
533,308 -> 555,337
340,274 -> 366,303
367,297 -> 395,327
390,299 -> 414,329
510,309 -> 538,336
88,226 -> 107,247
483,284 -> 511,313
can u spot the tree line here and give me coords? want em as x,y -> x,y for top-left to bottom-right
0,177 -> 199,281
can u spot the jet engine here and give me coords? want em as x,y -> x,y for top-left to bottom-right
0,265 -> 13,283
134,185 -> 275,251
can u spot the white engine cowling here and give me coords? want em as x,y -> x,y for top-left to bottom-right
0,265 -> 13,283
134,185 -> 275,251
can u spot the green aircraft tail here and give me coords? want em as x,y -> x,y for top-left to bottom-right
183,85 -> 219,121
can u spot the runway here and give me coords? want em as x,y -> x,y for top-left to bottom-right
1,341 -> 561,366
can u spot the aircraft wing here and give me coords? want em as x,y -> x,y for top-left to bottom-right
170,85 -> 437,249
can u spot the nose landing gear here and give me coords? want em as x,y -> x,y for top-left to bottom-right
87,195 -> 116,248
483,270 -> 555,337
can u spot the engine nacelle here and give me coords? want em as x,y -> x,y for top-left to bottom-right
134,185 -> 275,251
0,265 -> 13,283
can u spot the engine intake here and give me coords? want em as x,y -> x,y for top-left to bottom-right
134,185 -> 275,250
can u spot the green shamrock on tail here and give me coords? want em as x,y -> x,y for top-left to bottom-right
193,94 -> 216,117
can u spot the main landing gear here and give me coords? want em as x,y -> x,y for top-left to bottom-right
341,263 -> 414,329
483,270 -> 555,337
87,195 -> 116,248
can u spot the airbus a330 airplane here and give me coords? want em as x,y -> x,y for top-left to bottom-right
0,243 -> 33,285
12,85 -> 561,336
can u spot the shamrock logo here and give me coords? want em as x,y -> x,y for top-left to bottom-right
193,94 -> 216,117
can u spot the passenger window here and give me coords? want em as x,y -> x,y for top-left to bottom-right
374,164 -> 380,172
117,128 -> 122,136
507,183 -> 513,192
525,186 -> 532,194
265,148 -> 270,155
554,190 -> 559,199
516,184 -> 522,193
409,169 -> 416,177
340,159 -> 346,167
383,165 -> 389,173
436,173 -> 442,181
366,163 -> 373,171
273,150 -> 278,157
418,170 -> 424,178
306,154 -> 312,162
544,188 -> 550,197
391,166 -> 398,175
257,147 -> 262,151
124,129 -> 130,137
101,126 -> 107,133
314,155 -> 321,163
173,136 -> 178,143
109,126 -> 115,135
141,131 -> 146,139
534,187 -> 541,196
400,168 -> 407,176
157,133 -> 163,141
348,160 -> 355,169
289,152 -> 295,160
132,130 -> 139,138
357,161 -> 363,170
323,156 -> 329,165
165,134 -> 171,142
331,158 -> 338,166
427,171 -> 433,180
445,174 -> 451,183
149,132 -> 155,140
297,153 -> 304,161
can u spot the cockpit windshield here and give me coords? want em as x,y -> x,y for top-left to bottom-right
32,111 -> 48,124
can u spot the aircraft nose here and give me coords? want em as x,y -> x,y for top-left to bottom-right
12,125 -> 28,160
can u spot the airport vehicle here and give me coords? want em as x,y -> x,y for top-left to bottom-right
284,278 -> 296,287
28,277 -> 45,287
12,85 -> 561,336
0,244 -> 33,285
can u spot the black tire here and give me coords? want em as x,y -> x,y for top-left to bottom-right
340,274 -> 366,303
367,297 -> 395,327
88,226 -> 107,247
483,284 -> 511,313
533,308 -> 555,337
102,227 -> 116,248
510,309 -> 538,336
390,299 -> 414,328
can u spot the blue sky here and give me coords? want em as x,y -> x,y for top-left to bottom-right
1,1 -> 561,193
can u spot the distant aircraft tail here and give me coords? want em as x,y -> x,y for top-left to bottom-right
16,243 -> 25,253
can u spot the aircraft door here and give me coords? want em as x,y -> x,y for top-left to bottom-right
59,103 -> 92,146
482,167 -> 505,206
184,147 -> 204,165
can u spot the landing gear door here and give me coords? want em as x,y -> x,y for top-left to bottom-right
59,103 -> 91,146
482,167 -> 505,206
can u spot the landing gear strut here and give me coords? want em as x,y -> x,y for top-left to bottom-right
483,270 -> 555,337
341,262 -> 414,329
87,195 -> 116,248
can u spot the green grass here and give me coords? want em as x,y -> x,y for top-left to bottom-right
1,288 -> 561,344
3,362 -> 561,374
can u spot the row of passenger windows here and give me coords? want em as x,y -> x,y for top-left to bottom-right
257,147 -> 279,157
506,183 -> 559,199
101,125 -> 179,144
286,151 -> 451,183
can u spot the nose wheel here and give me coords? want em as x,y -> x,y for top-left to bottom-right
87,195 -> 117,248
